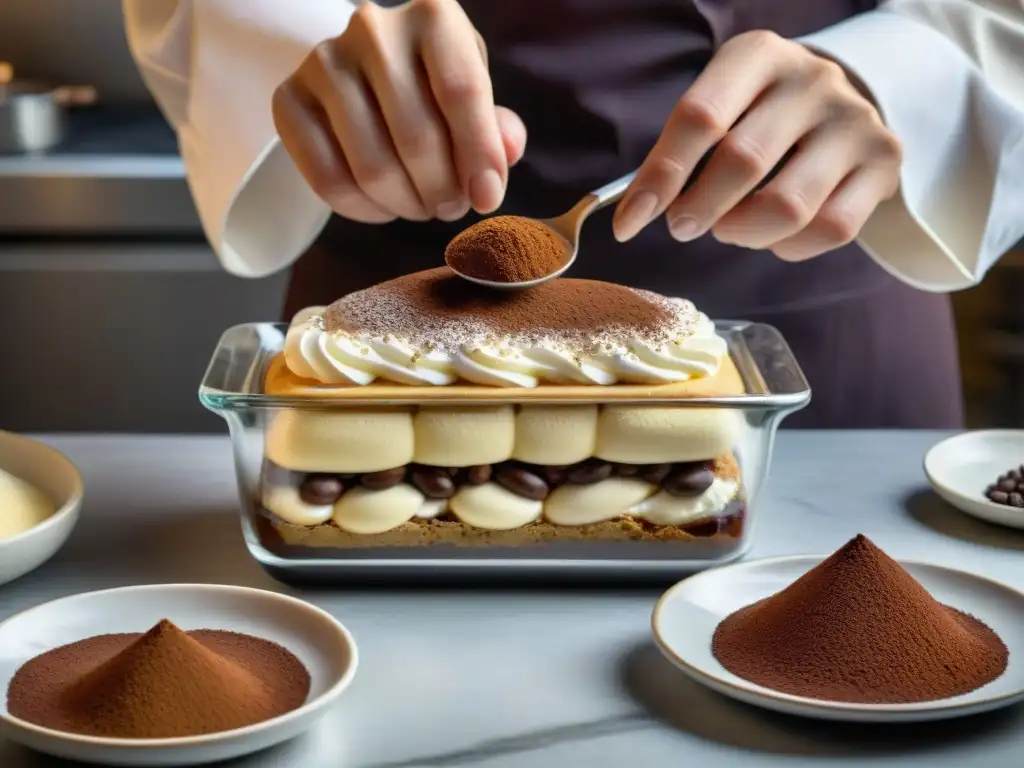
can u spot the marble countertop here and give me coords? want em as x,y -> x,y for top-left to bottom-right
2,431 -> 1023,767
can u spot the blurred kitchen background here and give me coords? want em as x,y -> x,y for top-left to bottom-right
1,0 -> 1022,433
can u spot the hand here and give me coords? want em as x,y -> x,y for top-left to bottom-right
272,0 -> 526,224
613,30 -> 902,261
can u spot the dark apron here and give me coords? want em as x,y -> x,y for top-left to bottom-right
284,0 -> 964,429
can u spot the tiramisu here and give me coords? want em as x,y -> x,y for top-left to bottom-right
259,268 -> 747,549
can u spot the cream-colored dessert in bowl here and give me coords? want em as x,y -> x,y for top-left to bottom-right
259,268 -> 747,549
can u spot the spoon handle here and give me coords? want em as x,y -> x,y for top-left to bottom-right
588,171 -> 638,209
585,144 -> 782,213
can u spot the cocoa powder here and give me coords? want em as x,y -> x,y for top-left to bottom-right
445,215 -> 570,283
6,619 -> 310,738
712,535 -> 1008,703
324,267 -> 678,343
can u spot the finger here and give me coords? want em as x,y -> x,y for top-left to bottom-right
711,126 -> 861,249
613,32 -> 784,242
664,85 -> 825,243
770,166 -> 893,261
357,46 -> 468,221
271,84 -> 396,223
496,106 -> 527,166
419,4 -> 508,213
303,53 -> 430,221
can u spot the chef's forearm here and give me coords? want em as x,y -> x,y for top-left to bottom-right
122,0 -> 358,277
798,1 -> 1024,291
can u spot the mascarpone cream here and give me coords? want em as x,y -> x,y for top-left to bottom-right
283,268 -> 727,388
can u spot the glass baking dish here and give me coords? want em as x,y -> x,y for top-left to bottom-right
199,320 -> 809,585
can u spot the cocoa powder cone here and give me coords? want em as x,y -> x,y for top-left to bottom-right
712,535 -> 1009,703
8,619 -> 311,739
58,620 -> 277,737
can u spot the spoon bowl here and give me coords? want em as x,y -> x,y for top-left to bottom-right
447,171 -> 637,290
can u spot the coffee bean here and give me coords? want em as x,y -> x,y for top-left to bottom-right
1010,492 -> 1024,508
496,466 -> 550,500
567,460 -> 613,485
361,466 -> 407,490
411,467 -> 456,499
1009,469 -> 1023,480
614,463 -> 639,477
663,463 -> 715,497
988,489 -> 1010,505
998,479 -> 1017,493
465,465 -> 492,485
639,464 -> 671,484
299,474 -> 344,505
544,466 -> 569,486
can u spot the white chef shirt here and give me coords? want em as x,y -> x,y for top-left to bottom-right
122,0 -> 1024,292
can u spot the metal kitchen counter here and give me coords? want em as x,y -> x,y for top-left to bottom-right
1,431 -> 1022,767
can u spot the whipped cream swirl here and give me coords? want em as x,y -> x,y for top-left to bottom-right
284,303 -> 726,388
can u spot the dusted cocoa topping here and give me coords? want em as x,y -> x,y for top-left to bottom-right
986,464 -> 1024,507
712,535 -> 1008,703
445,216 -> 570,283
6,620 -> 310,738
322,267 -> 686,348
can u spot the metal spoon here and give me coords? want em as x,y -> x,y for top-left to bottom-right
446,170 -> 637,290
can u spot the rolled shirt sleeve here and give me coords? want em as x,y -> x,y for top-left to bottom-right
798,1 -> 1024,291
122,0 -> 357,277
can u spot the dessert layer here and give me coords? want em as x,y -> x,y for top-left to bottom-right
282,268 -> 727,387
260,453 -> 741,535
265,405 -> 741,473
264,506 -> 745,548
263,352 -> 746,402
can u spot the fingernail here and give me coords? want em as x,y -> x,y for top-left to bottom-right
614,191 -> 658,242
668,214 -> 701,242
437,199 -> 470,221
470,170 -> 504,213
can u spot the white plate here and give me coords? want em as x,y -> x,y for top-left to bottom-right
0,584 -> 358,766
651,555 -> 1024,722
0,430 -> 83,587
924,430 -> 1024,530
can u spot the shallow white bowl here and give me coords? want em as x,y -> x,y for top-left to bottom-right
0,430 -> 83,586
652,555 -> 1024,723
924,430 -> 1024,530
0,584 -> 358,766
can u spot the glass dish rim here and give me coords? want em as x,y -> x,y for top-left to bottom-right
198,319 -> 811,411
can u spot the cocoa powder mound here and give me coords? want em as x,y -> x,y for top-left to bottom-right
711,535 -> 1008,703
445,215 -> 569,282
6,619 -> 310,738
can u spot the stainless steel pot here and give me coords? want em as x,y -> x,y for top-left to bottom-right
0,62 -> 97,154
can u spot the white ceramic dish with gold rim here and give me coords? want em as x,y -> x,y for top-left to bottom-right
0,430 -> 83,587
651,555 -> 1024,723
0,583 -> 358,766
